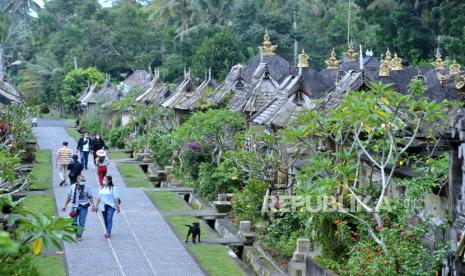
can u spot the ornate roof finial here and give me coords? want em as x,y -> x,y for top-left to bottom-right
379,60 -> 390,77
344,41 -> 357,61
297,49 -> 309,68
391,53 -> 403,71
432,49 -> 446,70
384,48 -> 392,67
325,48 -> 340,69
449,60 -> 461,76
259,29 -> 278,55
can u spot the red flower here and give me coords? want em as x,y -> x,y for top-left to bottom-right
409,234 -> 417,239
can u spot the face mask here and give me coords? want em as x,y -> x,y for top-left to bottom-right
80,181 -> 86,185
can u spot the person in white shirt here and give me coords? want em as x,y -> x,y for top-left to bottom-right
94,175 -> 120,238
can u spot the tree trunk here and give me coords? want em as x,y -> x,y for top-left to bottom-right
180,0 -> 186,43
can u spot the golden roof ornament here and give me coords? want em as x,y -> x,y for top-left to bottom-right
259,30 -> 278,55
379,60 -> 390,77
297,49 -> 309,68
384,48 -> 393,67
325,48 -> 340,69
449,60 -> 461,76
456,75 -> 465,90
391,53 -> 403,71
344,42 -> 357,61
432,49 -> 446,70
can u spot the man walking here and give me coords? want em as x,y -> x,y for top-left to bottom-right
77,132 -> 92,170
68,154 -> 84,185
56,142 -> 73,186
62,175 -> 95,241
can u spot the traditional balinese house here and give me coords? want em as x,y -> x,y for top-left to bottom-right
227,31 -> 290,120
161,69 -> 196,126
135,68 -> 171,105
206,64 -> 249,108
251,50 -> 315,129
121,70 -> 152,95
80,79 -> 121,116
173,68 -> 216,112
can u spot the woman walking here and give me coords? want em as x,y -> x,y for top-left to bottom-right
95,176 -> 120,238
95,149 -> 109,188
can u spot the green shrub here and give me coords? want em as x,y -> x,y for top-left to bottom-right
80,112 -> 103,135
39,103 -> 50,114
262,212 -> 306,259
112,113 -> 122,128
233,179 -> 267,223
148,130 -> 173,167
197,160 -> 244,201
107,126 -> 131,148
0,254 -> 40,276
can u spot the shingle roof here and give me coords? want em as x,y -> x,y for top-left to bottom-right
174,75 -> 217,110
243,65 -> 282,114
122,70 -> 152,91
82,79 -> 121,106
161,76 -> 196,108
0,78 -> 24,104
251,75 -> 314,127
135,73 -> 169,105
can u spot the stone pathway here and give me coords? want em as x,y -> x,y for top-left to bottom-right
33,120 -> 204,276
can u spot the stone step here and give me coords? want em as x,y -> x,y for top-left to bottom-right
243,246 -> 287,276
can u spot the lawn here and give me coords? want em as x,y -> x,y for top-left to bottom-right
109,151 -> 129,160
31,256 -> 66,276
146,191 -> 188,212
22,194 -> 56,217
189,244 -> 245,276
29,150 -> 52,190
166,215 -> 216,241
66,128 -> 81,142
116,164 -> 151,188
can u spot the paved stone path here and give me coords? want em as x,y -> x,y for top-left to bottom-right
34,120 -> 204,276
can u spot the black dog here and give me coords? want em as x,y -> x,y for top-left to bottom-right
185,222 -> 201,244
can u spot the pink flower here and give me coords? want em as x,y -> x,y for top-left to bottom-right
375,225 -> 383,231
400,230 -> 406,236
409,234 -> 417,239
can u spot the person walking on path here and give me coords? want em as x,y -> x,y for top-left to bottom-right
56,141 -> 73,186
77,132 -> 92,170
67,154 -> 83,185
62,175 -> 95,241
92,134 -> 108,165
94,175 -> 120,239
95,149 -> 110,188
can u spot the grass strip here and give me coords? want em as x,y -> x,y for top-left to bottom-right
29,150 -> 52,190
109,151 -> 129,160
66,128 -> 81,142
116,163 -> 151,188
146,191 -> 188,212
188,244 -> 245,276
22,194 -> 56,217
31,256 -> 66,276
